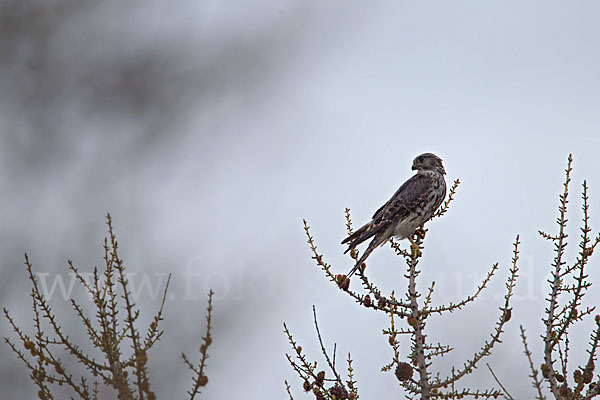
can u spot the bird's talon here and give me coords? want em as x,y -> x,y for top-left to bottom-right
415,228 -> 427,239
411,243 -> 422,258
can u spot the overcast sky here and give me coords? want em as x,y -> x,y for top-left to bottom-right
2,1 -> 600,399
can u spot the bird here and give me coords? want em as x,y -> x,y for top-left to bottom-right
342,153 -> 447,277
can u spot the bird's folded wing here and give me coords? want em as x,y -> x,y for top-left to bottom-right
372,173 -> 433,224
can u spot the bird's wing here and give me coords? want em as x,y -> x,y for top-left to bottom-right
372,173 -> 434,224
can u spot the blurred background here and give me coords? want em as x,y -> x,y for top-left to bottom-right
2,0 -> 600,398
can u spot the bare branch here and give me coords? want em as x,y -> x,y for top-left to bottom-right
520,326 -> 546,400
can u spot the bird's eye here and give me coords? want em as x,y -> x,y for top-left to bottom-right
418,157 -> 424,162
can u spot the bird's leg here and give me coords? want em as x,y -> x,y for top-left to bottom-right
415,227 -> 427,239
407,236 -> 422,258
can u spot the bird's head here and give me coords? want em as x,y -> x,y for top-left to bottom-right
411,153 -> 446,175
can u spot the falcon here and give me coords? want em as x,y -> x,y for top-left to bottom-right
342,153 -> 447,276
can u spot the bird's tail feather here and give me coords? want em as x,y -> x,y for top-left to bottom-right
347,263 -> 361,277
347,238 -> 379,277
342,222 -> 376,253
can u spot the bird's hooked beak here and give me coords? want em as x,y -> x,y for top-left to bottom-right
411,164 -> 417,171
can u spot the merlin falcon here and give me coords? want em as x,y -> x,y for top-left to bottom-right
342,153 -> 447,276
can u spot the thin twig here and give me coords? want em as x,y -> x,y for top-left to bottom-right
486,363 -> 515,400
312,305 -> 347,394
520,326 -> 546,400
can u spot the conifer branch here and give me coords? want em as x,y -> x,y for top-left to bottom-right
4,214 -> 214,400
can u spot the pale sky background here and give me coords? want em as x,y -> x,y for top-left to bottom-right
2,1 -> 600,399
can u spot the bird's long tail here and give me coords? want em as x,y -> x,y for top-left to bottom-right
347,238 -> 379,277
341,222 -> 374,251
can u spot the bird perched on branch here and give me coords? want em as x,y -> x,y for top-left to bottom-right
342,153 -> 447,277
